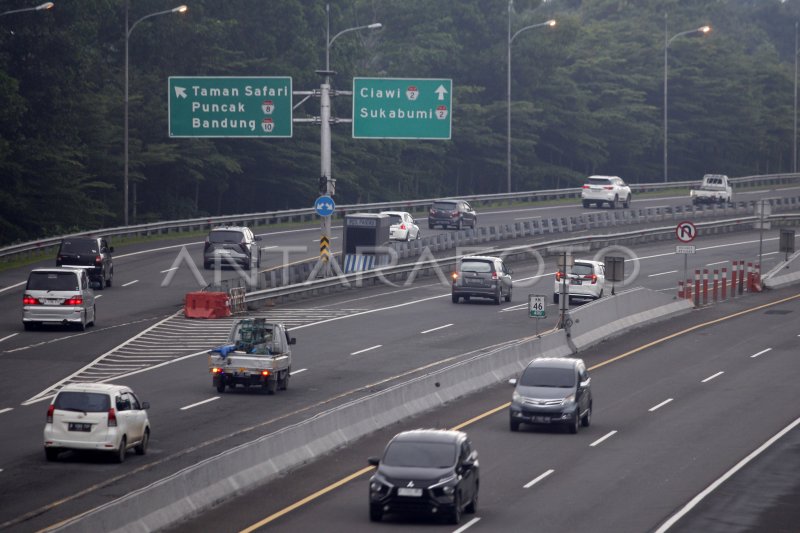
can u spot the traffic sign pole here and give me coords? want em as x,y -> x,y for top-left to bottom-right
320,80 -> 332,275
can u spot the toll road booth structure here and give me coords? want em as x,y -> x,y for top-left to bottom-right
343,213 -> 391,273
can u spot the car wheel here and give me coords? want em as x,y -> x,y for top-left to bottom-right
449,492 -> 462,525
582,404 -> 592,427
88,305 -> 96,327
135,429 -> 149,455
45,448 -> 59,462
623,194 -> 631,208
95,279 -> 104,291
553,293 -> 559,305
265,378 -> 277,395
569,413 -> 580,434
114,436 -> 127,463
369,504 -> 383,522
77,312 -> 87,332
216,380 -> 226,393
494,289 -> 501,305
465,485 -> 478,514
279,368 -> 290,391
609,196 -> 617,209
504,288 -> 512,302
582,200 -> 590,208
510,417 -> 520,432
452,293 -> 459,304
597,289 -> 604,299
471,217 -> 477,229
416,229 -> 422,240
106,269 -> 113,287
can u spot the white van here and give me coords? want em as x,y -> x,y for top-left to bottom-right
22,268 -> 96,331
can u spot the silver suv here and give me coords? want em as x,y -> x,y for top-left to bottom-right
23,268 -> 96,331
203,226 -> 262,269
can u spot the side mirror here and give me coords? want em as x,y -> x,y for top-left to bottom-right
367,456 -> 380,467
141,401 -> 150,410
110,246 -> 115,253
579,378 -> 591,388
288,337 -> 296,345
508,378 -> 517,386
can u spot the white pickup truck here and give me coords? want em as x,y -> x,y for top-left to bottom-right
690,174 -> 733,205
208,318 -> 295,394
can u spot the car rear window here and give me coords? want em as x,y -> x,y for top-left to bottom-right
387,214 -> 402,224
209,230 -> 244,244
571,264 -> 594,276
433,201 -> 458,210
460,260 -> 492,273
383,440 -> 457,468
520,366 -> 576,388
59,239 -> 97,254
27,272 -> 79,291
586,178 -> 612,186
54,391 -> 111,412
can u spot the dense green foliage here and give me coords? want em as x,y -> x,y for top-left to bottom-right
1,0 -> 799,244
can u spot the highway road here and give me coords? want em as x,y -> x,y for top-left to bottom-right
166,288 -> 800,533
0,188 -> 797,531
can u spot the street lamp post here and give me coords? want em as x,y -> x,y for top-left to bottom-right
507,0 -> 554,193
318,3 -> 380,272
124,2 -> 187,225
0,1 -> 53,17
663,16 -> 710,182
794,21 -> 797,174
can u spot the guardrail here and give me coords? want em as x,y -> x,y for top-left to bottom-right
241,212 -> 800,306
2,172 -> 798,263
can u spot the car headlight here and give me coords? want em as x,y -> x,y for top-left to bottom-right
369,474 -> 392,493
561,393 -> 576,406
512,391 -> 523,404
442,485 -> 455,495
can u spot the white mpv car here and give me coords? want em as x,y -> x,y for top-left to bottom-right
44,383 -> 151,463
581,175 -> 632,209
553,260 -> 606,304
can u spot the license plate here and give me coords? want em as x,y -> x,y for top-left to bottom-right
533,416 -> 551,424
570,279 -> 582,285
464,278 -> 483,286
68,422 -> 91,432
45,299 -> 62,305
398,488 -> 423,497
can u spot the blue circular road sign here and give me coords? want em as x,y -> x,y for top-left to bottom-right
315,195 -> 335,217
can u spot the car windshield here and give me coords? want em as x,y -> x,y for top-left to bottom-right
209,230 -> 244,244
387,214 -> 402,225
433,202 -> 457,211
520,367 -> 576,388
54,391 -> 111,412
59,240 -> 97,254
587,178 -> 611,186
27,272 -> 79,291
571,264 -> 594,276
382,440 -> 457,468
461,260 -> 492,273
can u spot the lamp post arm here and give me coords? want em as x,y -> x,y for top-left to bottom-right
1,2 -> 53,17
128,6 -> 186,37
510,20 -> 555,44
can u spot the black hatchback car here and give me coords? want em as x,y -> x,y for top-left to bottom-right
428,199 -> 477,230
368,429 -> 479,524
56,237 -> 114,289
509,357 -> 592,433
452,255 -> 512,304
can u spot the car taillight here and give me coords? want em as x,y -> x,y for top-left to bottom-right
603,186 -> 614,190
261,370 -> 270,377
582,185 -> 590,189
210,367 -> 222,374
46,404 -> 54,423
451,272 -> 458,283
23,295 -> 40,305
95,255 -> 103,265
400,224 -> 406,230
555,271 -> 563,281
451,211 -> 459,217
586,274 -> 598,284
491,272 -> 498,280
107,408 -> 117,427
64,296 -> 83,306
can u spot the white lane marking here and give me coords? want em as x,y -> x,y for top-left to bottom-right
761,251 -> 778,256
523,469 -> 555,489
121,280 -> 139,287
350,345 -> 382,356
706,261 -> 728,267
656,415 -> 800,533
648,270 -> 678,278
180,397 -> 220,410
0,407 -> 13,415
750,348 -> 772,359
0,281 -> 26,295
0,333 -> 19,343
590,430 -> 618,447
649,398 -> 674,412
160,267 -> 178,273
261,245 -> 278,251
701,371 -> 724,383
453,517 -> 481,533
514,215 -> 542,220
290,368 -> 307,375
646,205 -> 670,209
94,294 -> 103,299
501,303 -> 529,312
421,324 -> 453,334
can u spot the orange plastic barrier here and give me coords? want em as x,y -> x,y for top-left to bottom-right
184,292 -> 231,319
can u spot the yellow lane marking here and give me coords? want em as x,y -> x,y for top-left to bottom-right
242,291 -> 800,531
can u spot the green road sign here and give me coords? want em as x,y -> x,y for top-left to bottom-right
529,295 -> 546,318
352,77 -> 452,139
168,76 -> 292,138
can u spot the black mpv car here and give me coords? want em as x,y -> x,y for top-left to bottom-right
368,429 -> 479,524
428,199 -> 477,230
56,237 -> 114,289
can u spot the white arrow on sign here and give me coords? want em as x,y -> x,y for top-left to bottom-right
435,85 -> 448,101
174,86 -> 187,99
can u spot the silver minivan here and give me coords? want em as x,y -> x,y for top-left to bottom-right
23,268 -> 96,331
